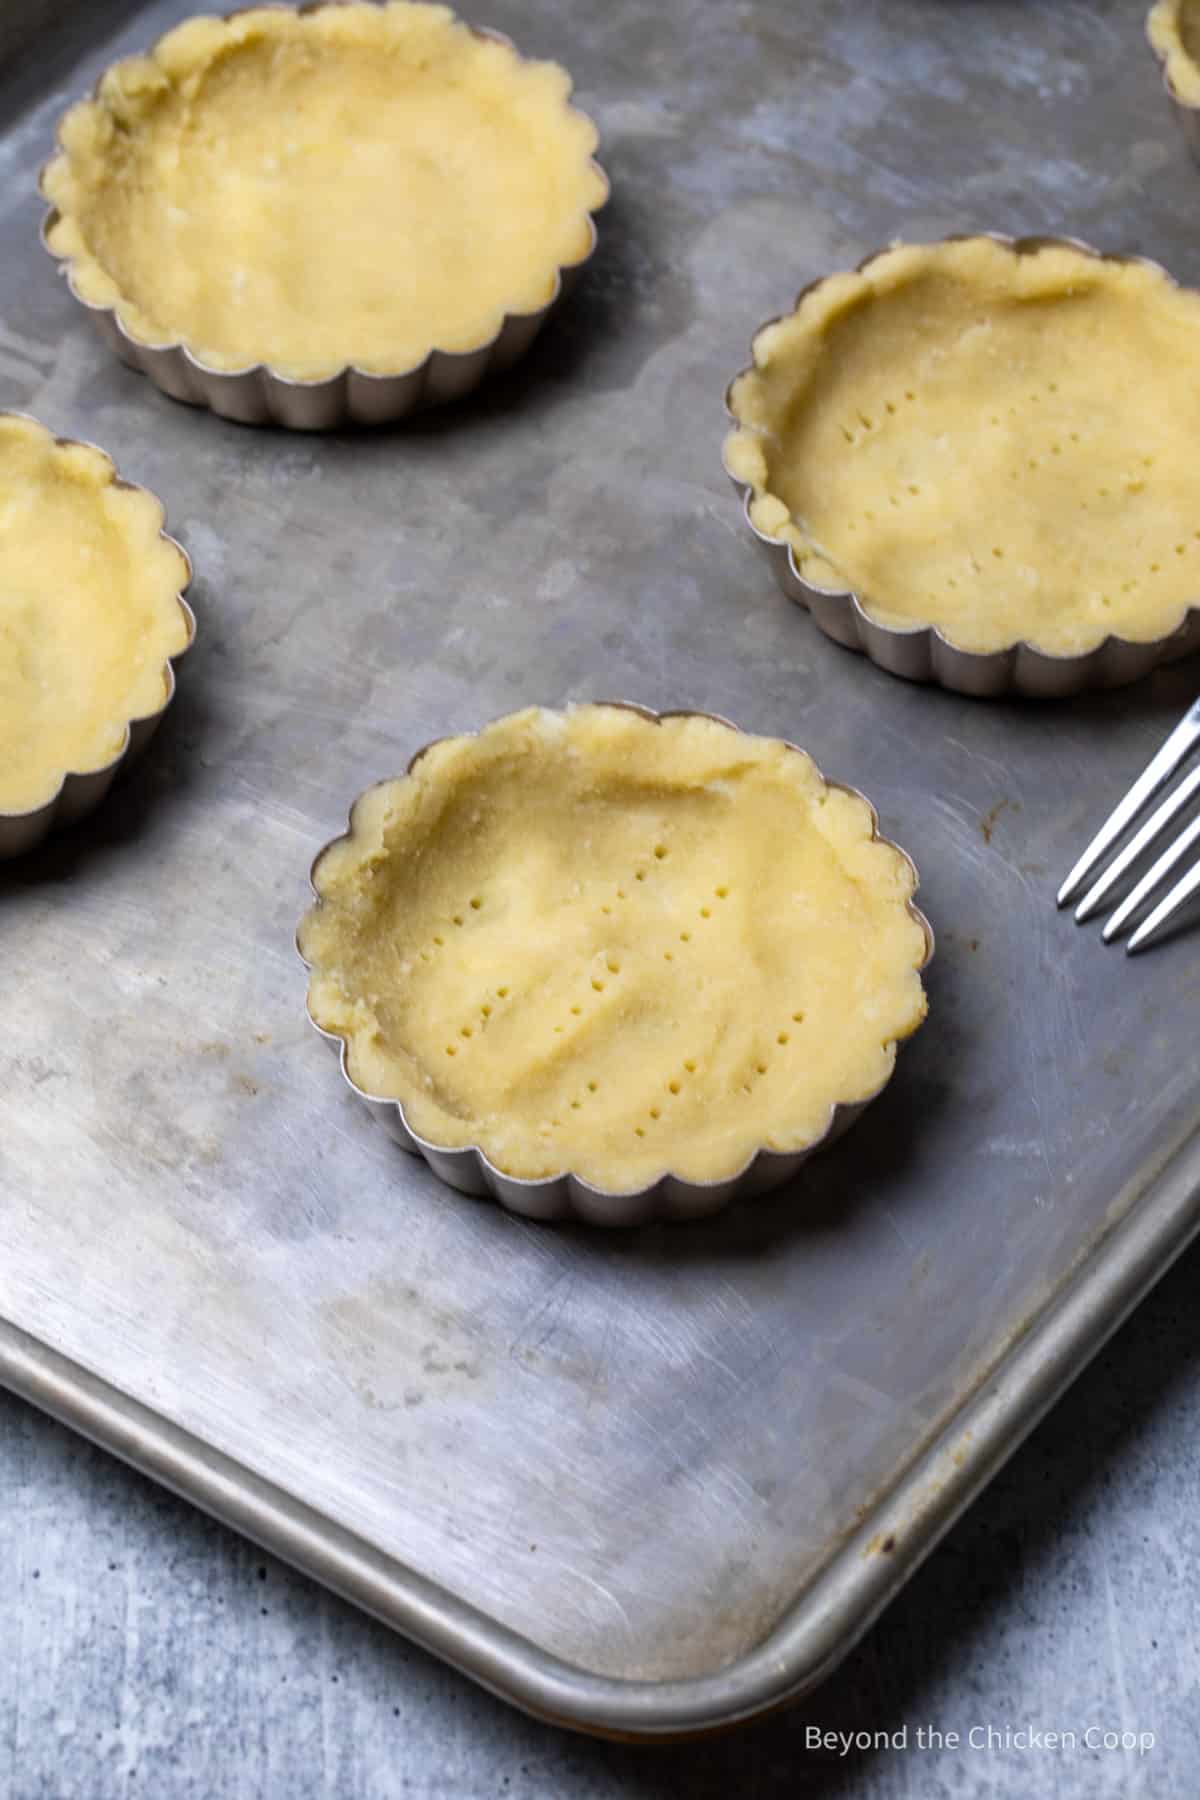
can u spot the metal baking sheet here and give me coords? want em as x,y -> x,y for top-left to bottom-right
4,0 -> 1200,1740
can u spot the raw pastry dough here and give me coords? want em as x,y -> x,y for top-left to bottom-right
300,706 -> 929,1189
42,3 -> 606,380
0,414 -> 190,816
1148,0 -> 1200,107
725,237 -> 1200,657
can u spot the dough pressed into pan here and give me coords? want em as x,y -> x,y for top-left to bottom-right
0,414 -> 190,816
299,705 -> 930,1189
42,3 -> 606,380
725,237 -> 1200,657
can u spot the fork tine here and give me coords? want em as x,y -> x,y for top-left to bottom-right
1057,698 -> 1200,907
1074,762 -> 1200,922
1127,857 -> 1200,954
1101,810 -> 1200,941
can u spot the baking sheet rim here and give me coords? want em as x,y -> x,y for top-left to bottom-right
3,1102 -> 1198,1741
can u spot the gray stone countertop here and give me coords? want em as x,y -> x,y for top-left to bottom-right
3,1238 -> 1197,1800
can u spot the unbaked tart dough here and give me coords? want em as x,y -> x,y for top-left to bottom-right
725,237 -> 1200,658
299,705 -> 929,1191
0,414 -> 190,817
41,2 -> 606,380
1148,0 -> 1200,105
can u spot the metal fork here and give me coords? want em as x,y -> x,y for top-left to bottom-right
1058,699 -> 1200,953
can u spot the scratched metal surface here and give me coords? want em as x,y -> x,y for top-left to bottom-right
3,0 -> 1200,1706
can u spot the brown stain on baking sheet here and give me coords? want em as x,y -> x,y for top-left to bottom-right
980,797 -> 1021,844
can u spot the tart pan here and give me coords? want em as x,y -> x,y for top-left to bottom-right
1148,1 -> 1200,164
723,233 -> 1200,700
296,703 -> 934,1227
0,414 -> 194,860
38,8 -> 608,431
